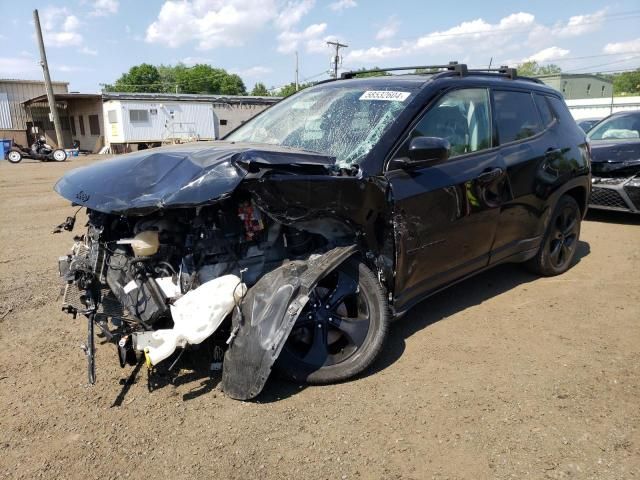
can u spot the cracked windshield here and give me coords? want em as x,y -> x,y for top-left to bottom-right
227,86 -> 417,167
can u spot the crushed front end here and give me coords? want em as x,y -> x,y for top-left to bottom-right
53,143 -> 388,399
589,144 -> 640,214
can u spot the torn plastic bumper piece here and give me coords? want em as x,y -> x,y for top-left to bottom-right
133,275 -> 245,366
222,245 -> 357,400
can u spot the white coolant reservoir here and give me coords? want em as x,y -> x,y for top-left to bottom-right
117,230 -> 159,257
133,275 -> 246,366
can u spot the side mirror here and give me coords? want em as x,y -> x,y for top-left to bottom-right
403,136 -> 450,168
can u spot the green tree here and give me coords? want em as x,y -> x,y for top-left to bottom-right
518,61 -> 561,77
105,63 -> 247,95
352,67 -> 391,78
105,63 -> 163,92
277,82 -> 313,97
251,82 -> 270,96
612,69 -> 640,95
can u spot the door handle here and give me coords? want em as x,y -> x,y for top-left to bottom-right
477,167 -> 504,183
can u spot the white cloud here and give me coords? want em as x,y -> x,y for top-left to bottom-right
146,0 -> 278,50
41,7 -> 83,47
0,56 -> 40,78
277,23 -> 327,53
348,12 -> 535,63
79,46 -> 98,55
232,66 -> 273,77
275,0 -> 315,30
329,0 -> 356,12
347,10 -> 610,67
182,56 -> 213,66
524,46 -> 570,63
603,37 -> 640,54
89,0 -> 119,17
376,16 -> 399,41
552,9 -> 606,37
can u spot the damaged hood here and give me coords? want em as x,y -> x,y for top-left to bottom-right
590,140 -> 640,175
54,142 -> 335,214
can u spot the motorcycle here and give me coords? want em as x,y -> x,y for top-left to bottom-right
6,136 -> 67,164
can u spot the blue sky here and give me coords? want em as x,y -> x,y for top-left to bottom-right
1,0 -> 639,93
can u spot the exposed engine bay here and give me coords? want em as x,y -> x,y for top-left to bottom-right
53,142 -> 395,400
58,194 -> 354,398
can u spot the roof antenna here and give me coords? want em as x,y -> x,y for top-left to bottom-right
488,57 -> 493,69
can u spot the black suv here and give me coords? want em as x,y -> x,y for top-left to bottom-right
55,64 -> 591,400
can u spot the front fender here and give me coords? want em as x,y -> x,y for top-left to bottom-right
222,245 -> 357,400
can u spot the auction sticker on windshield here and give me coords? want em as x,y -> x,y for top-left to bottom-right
360,91 -> 411,101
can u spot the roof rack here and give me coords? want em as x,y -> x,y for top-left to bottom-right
340,62 -> 544,84
340,62 -> 467,79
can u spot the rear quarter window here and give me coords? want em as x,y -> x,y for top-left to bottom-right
547,96 -> 577,127
534,94 -> 555,128
493,90 -> 542,144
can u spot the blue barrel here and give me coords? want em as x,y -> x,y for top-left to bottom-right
1,139 -> 12,159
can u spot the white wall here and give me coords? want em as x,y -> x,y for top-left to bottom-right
566,96 -> 640,120
104,100 -> 218,144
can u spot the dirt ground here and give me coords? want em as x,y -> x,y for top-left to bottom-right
0,155 -> 638,480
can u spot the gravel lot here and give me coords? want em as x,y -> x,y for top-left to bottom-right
0,155 -> 639,480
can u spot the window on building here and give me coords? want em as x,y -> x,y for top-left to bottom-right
89,114 -> 100,135
129,109 -> 149,122
601,85 -> 606,97
220,119 -> 228,126
493,90 -> 542,144
78,115 -> 85,136
107,110 -> 118,123
60,116 -> 70,131
70,116 -> 76,136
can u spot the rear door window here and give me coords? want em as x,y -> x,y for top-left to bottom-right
493,90 -> 542,144
534,94 -> 555,128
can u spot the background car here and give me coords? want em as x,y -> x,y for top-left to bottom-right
577,117 -> 602,133
588,111 -> 640,213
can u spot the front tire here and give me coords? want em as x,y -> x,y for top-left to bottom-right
7,150 -> 22,163
526,195 -> 582,276
52,149 -> 67,162
276,257 -> 389,384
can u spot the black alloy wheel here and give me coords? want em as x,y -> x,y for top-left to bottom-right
548,203 -> 579,269
277,257 -> 389,384
526,195 -> 582,276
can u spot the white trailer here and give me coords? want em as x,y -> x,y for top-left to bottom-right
103,99 -> 218,148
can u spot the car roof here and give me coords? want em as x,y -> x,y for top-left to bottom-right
315,72 -> 560,96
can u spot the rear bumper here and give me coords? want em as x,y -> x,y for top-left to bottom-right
589,176 -> 640,214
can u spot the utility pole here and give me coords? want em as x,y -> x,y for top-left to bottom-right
295,51 -> 299,92
33,9 -> 63,148
327,40 -> 348,78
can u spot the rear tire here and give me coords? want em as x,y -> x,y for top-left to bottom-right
7,150 -> 22,164
526,195 -> 582,276
52,149 -> 67,162
276,257 -> 389,384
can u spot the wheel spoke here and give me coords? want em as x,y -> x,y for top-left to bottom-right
330,315 -> 369,347
563,216 -> 577,236
326,271 -> 357,310
549,240 -> 562,265
560,243 -> 569,265
302,324 -> 329,366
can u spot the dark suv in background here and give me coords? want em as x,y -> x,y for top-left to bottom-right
55,63 -> 591,400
